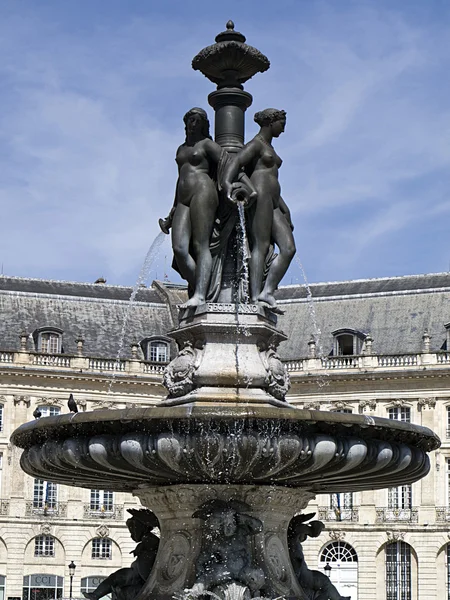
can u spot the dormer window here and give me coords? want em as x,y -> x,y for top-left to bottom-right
443,322 -> 450,350
332,329 -> 366,356
33,328 -> 63,354
140,337 -> 171,363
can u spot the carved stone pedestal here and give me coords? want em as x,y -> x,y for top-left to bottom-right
162,303 -> 290,405
134,484 -> 315,600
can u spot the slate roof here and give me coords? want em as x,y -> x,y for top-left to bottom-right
0,275 -> 176,358
0,272 -> 449,360
275,272 -> 450,358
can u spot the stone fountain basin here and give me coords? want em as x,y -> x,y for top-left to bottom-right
11,405 -> 440,493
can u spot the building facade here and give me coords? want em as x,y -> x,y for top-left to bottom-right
0,273 -> 449,600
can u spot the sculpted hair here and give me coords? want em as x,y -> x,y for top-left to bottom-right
254,108 -> 287,127
183,107 -> 212,139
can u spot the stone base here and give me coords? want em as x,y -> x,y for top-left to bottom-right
162,304 -> 291,404
134,484 -> 315,600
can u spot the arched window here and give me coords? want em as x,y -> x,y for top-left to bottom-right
0,405 -> 3,432
319,542 -> 358,599
92,538 -> 112,559
23,575 -> 63,600
140,337 -> 171,363
386,541 -> 411,600
37,405 -> 61,418
332,329 -> 365,356
0,575 -> 5,600
33,328 -> 63,354
320,541 -> 358,563
34,535 -> 55,557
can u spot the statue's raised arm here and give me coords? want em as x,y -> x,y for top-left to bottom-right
222,108 -> 296,310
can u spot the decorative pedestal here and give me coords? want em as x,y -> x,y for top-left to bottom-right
162,304 -> 290,406
135,485 -> 314,600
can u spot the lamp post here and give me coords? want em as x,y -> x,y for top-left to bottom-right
324,562 -> 332,578
68,561 -> 76,600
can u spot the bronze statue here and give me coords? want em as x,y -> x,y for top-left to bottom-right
159,108 -> 223,308
222,108 -> 295,310
82,509 -> 159,600
288,513 -> 350,600
184,499 -> 265,598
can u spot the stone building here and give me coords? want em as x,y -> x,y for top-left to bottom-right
0,272 -> 448,600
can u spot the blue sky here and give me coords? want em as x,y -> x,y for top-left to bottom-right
1,0 -> 450,287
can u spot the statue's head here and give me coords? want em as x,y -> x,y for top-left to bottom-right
126,508 -> 159,541
288,512 -> 325,543
183,107 -> 211,139
254,108 -> 286,137
206,508 -> 238,537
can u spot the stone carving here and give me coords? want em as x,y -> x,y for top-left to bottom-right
417,397 -> 436,410
329,530 -> 346,541
37,397 -> 63,407
358,399 -> 377,412
93,400 -> 117,410
163,341 -> 203,398
184,500 -> 265,599
386,531 -> 405,541
222,108 -> 295,311
13,395 -> 30,406
265,534 -> 291,587
259,342 -> 290,401
304,401 -> 321,410
96,525 -> 109,538
40,523 -> 52,535
288,513 -> 350,600
159,533 -> 191,591
83,509 -> 159,600
389,399 -> 408,408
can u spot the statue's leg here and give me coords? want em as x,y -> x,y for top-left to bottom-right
184,187 -> 217,307
248,194 -> 273,303
259,207 -> 295,304
172,204 -> 196,290
84,569 -> 133,600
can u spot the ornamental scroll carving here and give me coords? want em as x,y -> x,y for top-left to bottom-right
417,397 -> 436,410
163,341 -> 203,398
259,339 -> 290,401
387,531 -> 405,541
359,399 -> 377,412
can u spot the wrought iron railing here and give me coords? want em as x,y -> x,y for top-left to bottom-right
25,501 -> 68,517
375,507 -> 418,523
317,507 -> 359,522
83,504 -> 124,520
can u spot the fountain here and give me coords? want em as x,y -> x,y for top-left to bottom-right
11,21 -> 439,600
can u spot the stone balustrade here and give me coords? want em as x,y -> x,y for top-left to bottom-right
1,348 -> 450,378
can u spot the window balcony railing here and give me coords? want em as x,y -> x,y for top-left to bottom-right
83,504 -> 124,520
142,361 -> 166,374
435,507 -> 450,522
0,352 -> 13,363
375,507 -> 418,523
377,354 -> 419,367
0,499 -> 10,515
25,502 -> 68,518
317,507 -> 359,522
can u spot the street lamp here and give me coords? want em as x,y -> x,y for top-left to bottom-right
324,562 -> 332,578
68,561 -> 76,600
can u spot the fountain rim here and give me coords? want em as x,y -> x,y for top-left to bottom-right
11,404 -> 440,452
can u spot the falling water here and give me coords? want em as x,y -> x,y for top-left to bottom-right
294,255 -> 329,387
236,201 -> 250,304
108,231 -> 167,394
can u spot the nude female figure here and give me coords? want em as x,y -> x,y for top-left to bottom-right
222,108 -> 295,309
160,108 -> 222,308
